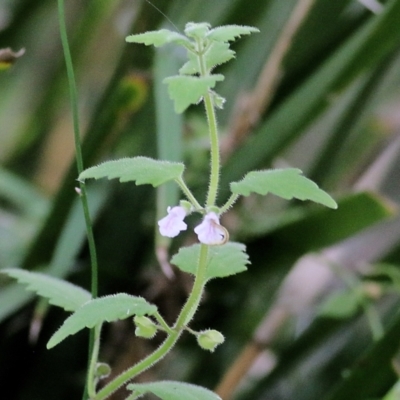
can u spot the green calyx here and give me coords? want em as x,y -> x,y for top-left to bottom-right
134,316 -> 158,339
197,329 -> 225,352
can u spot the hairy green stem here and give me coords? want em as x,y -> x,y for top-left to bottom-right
57,1 -> 99,398
175,177 -> 203,211
88,324 -> 103,397
175,244 -> 209,327
154,311 -> 174,335
94,245 -> 209,400
196,39 -> 220,208
204,92 -> 220,208
220,193 -> 240,214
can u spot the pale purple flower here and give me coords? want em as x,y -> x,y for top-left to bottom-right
194,212 -> 228,245
158,206 -> 187,238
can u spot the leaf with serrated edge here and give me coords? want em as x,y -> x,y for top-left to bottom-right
171,242 -> 249,280
126,29 -> 192,49
164,75 -> 224,113
47,294 -> 157,349
207,25 -> 259,42
2,268 -> 91,312
180,42 -> 235,75
127,381 -> 222,400
230,168 -> 337,209
78,157 -> 184,187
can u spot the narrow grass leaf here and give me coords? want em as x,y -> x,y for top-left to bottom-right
207,25 -> 260,42
318,290 -> 361,319
163,75 -> 224,113
127,380 -> 222,400
230,168 -> 337,209
1,268 -> 91,312
171,242 -> 249,280
47,293 -> 157,349
78,157 -> 184,187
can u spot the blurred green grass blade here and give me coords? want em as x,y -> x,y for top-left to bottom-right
382,381 -> 400,400
323,310 -> 400,400
0,184 -> 106,323
221,0 -> 400,192
219,0 -> 298,120
21,68 -> 144,269
0,167 -> 48,219
309,56 -> 394,187
4,0 -> 120,163
166,0 -> 243,28
154,44 -> 183,240
49,183 -> 107,276
272,192 -> 395,251
0,283 -> 34,322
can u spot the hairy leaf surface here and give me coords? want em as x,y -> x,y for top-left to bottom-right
78,157 -> 184,186
47,294 -> 157,348
230,168 -> 337,209
207,25 -> 259,42
180,42 -> 235,75
127,380 -> 222,400
164,75 -> 224,113
126,29 -> 192,49
171,242 -> 249,279
2,268 -> 91,312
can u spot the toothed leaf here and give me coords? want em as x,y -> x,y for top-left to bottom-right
179,42 -> 234,75
2,268 -> 91,312
126,29 -> 192,49
164,75 -> 224,113
207,25 -> 259,42
78,157 -> 184,187
230,168 -> 337,209
47,294 -> 157,349
171,242 -> 249,280
127,381 -> 222,400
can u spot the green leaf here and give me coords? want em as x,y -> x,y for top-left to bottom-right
171,242 -> 249,280
1,268 -> 91,312
207,25 -> 260,42
230,168 -> 337,209
127,380 -> 222,400
47,294 -> 157,349
125,29 -> 192,49
179,42 -> 235,75
318,290 -> 361,319
163,75 -> 224,113
78,157 -> 184,187
184,22 -> 211,39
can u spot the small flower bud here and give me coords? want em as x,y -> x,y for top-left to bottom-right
95,363 -> 111,379
197,329 -> 225,352
134,316 -> 157,339
184,22 -> 211,39
179,200 -> 193,214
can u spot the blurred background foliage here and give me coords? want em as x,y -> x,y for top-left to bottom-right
2,0 -> 400,399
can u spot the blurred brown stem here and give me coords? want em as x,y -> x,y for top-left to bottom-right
222,0 -> 316,160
